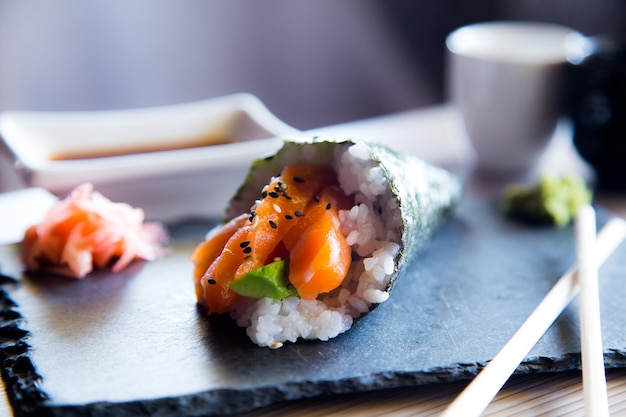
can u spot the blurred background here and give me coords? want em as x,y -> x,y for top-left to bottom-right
0,0 -> 624,130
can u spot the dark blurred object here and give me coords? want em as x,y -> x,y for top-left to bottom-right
566,34 -> 626,190
377,0 -> 626,103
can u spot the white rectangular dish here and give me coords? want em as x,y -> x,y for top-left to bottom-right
0,93 -> 298,221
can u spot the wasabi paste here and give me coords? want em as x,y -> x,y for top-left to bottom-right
501,174 -> 593,227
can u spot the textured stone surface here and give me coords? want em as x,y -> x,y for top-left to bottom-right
1,197 -> 626,417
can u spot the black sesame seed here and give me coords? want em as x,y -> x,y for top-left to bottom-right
261,191 -> 267,199
207,278 -> 216,285
243,246 -> 252,254
269,191 -> 279,198
326,203 -> 332,210
249,211 -> 257,221
269,220 -> 278,229
293,176 -> 305,183
313,194 -> 320,202
294,210 -> 304,217
239,241 -> 250,248
285,214 -> 293,220
285,194 -> 293,200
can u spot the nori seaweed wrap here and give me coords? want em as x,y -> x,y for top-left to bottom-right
191,135 -> 463,347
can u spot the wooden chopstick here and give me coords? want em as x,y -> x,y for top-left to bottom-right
576,205 -> 610,417
441,216 -> 626,417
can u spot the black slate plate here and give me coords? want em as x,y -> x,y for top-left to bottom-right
1,197 -> 626,417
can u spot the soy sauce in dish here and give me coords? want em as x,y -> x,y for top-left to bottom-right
49,135 -> 234,160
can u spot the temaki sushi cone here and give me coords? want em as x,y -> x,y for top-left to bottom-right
191,136 -> 463,348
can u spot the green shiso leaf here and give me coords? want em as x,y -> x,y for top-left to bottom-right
229,259 -> 297,300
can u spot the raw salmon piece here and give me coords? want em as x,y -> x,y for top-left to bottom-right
192,164 -> 353,313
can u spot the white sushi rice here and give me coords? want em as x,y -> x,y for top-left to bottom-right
230,142 -> 402,348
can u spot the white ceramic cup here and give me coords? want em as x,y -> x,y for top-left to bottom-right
446,21 -> 584,176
